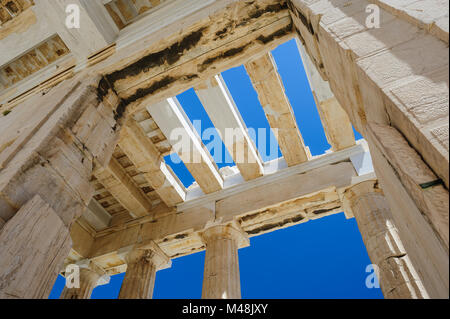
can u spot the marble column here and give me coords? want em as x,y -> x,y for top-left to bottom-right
60,261 -> 109,299
342,180 -> 428,299
118,242 -> 171,299
201,224 -> 249,299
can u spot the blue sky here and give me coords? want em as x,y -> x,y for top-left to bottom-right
49,39 -> 380,299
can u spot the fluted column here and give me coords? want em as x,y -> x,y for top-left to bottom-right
201,224 -> 249,299
118,242 -> 171,299
60,261 -> 109,299
342,180 -> 428,299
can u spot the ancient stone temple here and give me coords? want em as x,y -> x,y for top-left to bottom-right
0,0 -> 448,299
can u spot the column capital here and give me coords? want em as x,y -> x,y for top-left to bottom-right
341,179 -> 382,218
118,241 -> 169,299
118,241 -> 171,270
60,259 -> 109,299
344,179 -> 382,198
75,259 -> 110,286
202,224 -> 249,249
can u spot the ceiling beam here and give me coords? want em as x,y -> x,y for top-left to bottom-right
147,97 -> 224,194
295,39 -> 356,152
79,199 -> 112,231
118,119 -> 186,207
94,157 -> 153,218
245,52 -> 310,166
195,75 -> 264,181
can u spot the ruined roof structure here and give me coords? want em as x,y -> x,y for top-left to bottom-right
0,0 -> 448,301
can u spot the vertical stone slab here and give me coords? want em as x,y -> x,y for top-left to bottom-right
367,131 -> 449,298
0,73 -> 121,298
366,123 -> 449,248
288,0 -> 449,298
0,195 -> 72,299
0,74 -> 121,226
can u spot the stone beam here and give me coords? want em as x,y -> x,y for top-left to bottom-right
93,0 -> 294,118
215,161 -> 352,225
0,0 -> 213,105
295,39 -> 355,152
147,98 -> 224,194
245,52 -> 310,166
79,199 -> 112,231
195,75 -> 264,181
178,141 -> 369,211
70,221 -> 95,260
119,120 -> 186,207
85,143 -> 371,273
1,0 -> 295,115
94,157 -> 153,218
